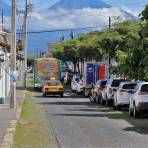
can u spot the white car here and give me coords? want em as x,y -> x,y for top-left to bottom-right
100,79 -> 110,105
113,82 -> 137,111
27,67 -> 32,73
71,74 -> 81,92
103,79 -> 126,106
91,80 -> 108,103
75,78 -> 84,94
129,82 -> 148,118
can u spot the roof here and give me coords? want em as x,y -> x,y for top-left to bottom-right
120,82 -> 137,85
0,41 -> 10,49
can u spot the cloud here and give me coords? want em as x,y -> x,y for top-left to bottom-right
120,6 -> 140,17
28,7 -> 136,31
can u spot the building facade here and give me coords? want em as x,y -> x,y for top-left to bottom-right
0,25 -> 11,104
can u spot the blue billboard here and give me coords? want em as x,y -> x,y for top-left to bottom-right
86,63 -> 95,85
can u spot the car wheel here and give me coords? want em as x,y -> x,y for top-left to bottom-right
60,94 -> 64,98
133,105 -> 139,118
112,101 -> 116,111
78,92 -> 82,95
116,105 -> 121,111
129,107 -> 133,116
89,95 -> 94,102
96,95 -> 100,104
106,99 -> 109,106
100,98 -> 105,105
43,93 -> 46,97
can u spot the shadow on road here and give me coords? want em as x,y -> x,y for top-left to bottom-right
52,113 -> 105,117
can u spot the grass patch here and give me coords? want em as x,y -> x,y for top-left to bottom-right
13,98 -> 51,148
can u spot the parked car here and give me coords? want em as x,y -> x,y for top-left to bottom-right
71,74 -> 81,92
89,84 -> 96,102
96,80 -> 108,104
129,82 -> 148,118
89,80 -> 100,102
100,79 -> 110,105
113,82 -> 137,111
103,78 -> 126,106
89,80 -> 108,103
27,67 -> 33,73
42,79 -> 64,97
75,77 -> 85,95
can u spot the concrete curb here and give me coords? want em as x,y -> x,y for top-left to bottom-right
0,91 -> 26,148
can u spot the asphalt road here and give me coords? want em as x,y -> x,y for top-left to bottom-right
33,91 -> 148,148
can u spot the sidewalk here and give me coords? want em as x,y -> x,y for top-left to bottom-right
0,88 -> 26,147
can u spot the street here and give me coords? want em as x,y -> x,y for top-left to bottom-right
32,90 -> 148,148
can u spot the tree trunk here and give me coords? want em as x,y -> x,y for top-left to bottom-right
73,61 -> 77,73
77,62 -> 80,74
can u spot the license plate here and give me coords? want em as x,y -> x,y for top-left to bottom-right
50,89 -> 58,91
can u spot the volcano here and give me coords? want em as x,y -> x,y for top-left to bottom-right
50,0 -> 110,10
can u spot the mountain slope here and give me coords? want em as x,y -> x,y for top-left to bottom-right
0,0 -> 11,16
50,0 -> 110,9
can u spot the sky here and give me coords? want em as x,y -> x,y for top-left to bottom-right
4,0 -> 148,55
5,0 -> 148,14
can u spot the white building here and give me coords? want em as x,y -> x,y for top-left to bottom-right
0,25 -> 11,104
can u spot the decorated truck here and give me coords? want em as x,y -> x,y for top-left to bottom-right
84,62 -> 107,96
34,58 -> 61,89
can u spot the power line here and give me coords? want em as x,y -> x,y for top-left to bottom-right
16,25 -> 108,34
16,22 -> 141,35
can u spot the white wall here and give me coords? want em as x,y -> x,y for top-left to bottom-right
0,49 -> 4,102
0,49 -> 10,104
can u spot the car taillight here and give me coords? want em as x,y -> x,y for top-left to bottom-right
120,89 -> 128,92
109,88 -> 112,94
98,87 -> 103,91
119,89 -> 128,95
59,88 -> 64,91
138,92 -> 148,95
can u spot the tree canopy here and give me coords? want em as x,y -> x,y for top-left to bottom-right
51,5 -> 148,81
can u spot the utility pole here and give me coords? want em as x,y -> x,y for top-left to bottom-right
22,0 -> 33,87
70,30 -> 74,39
1,9 -> 4,30
108,16 -> 111,78
23,0 -> 28,88
10,0 -> 16,108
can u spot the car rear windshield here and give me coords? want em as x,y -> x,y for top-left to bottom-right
75,77 -> 80,82
141,84 -> 148,92
100,81 -> 107,87
122,84 -> 137,89
111,79 -> 125,87
47,82 -> 62,86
